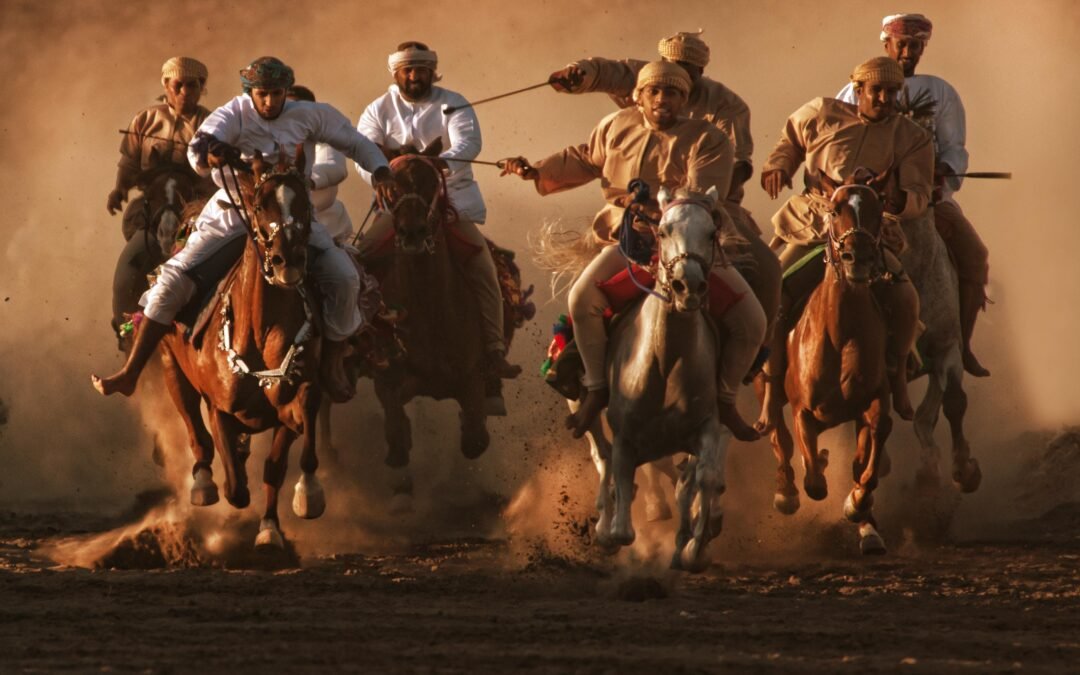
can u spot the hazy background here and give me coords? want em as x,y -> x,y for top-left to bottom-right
0,0 -> 1076,553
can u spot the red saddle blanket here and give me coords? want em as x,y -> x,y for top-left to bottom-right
596,262 -> 746,320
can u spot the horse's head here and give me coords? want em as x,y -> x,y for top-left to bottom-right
241,145 -> 312,287
656,185 -> 720,313
821,170 -> 887,285
135,149 -> 204,257
385,138 -> 448,255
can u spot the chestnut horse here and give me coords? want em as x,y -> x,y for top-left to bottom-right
768,173 -> 897,555
158,147 -> 326,550
364,153 -> 513,500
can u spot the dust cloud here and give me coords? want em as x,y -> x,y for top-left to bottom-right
0,0 -> 1077,561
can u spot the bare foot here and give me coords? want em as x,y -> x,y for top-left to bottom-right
962,350 -> 990,378
565,387 -> 608,439
488,351 -> 523,379
90,372 -> 137,397
718,401 -> 761,442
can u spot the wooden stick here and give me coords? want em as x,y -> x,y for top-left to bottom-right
443,82 -> 549,114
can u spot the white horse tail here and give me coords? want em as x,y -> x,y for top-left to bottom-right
529,218 -> 603,299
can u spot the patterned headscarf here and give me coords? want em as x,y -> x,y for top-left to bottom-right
657,30 -> 710,68
880,13 -> 933,42
239,56 -> 295,93
850,56 -> 906,86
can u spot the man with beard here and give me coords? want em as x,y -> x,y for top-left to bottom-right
501,62 -> 766,441
92,57 -> 396,402
354,41 -> 522,412
757,56 -> 931,431
108,57 -> 214,343
835,14 -> 991,377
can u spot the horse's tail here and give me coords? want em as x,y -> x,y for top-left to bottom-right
529,218 -> 603,299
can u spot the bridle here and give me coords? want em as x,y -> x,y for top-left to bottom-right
653,198 -> 718,303
388,155 -> 455,254
823,183 -> 884,281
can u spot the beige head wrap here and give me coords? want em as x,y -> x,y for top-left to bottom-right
880,13 -> 933,42
657,30 -> 710,68
161,57 -> 208,86
850,56 -> 905,86
387,45 -> 438,74
633,61 -> 691,102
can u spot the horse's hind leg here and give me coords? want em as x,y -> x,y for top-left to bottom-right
209,410 -> 249,509
459,377 -> 490,460
570,399 -> 616,547
845,400 -> 892,555
642,458 -> 676,522
316,398 -> 339,468
609,435 -> 637,547
375,375 -> 411,468
771,413 -> 800,514
793,408 -> 829,501
943,369 -> 981,493
160,355 -> 217,506
256,425 -> 296,550
677,419 -> 729,573
293,388 -> 326,519
914,363 -> 946,491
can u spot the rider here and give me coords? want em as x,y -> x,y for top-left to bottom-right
501,62 -> 766,441
92,56 -> 396,402
759,56 -> 930,426
108,57 -> 213,341
355,41 -> 521,388
286,85 -> 354,245
835,14 -> 990,377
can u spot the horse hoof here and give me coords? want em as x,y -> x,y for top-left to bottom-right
843,491 -> 872,522
953,459 -> 982,493
679,539 -> 710,573
190,469 -> 219,507
610,526 -> 635,547
859,525 -> 887,556
483,395 -> 508,417
226,485 -> 250,509
804,478 -> 828,502
645,500 -> 673,522
461,428 -> 490,460
254,519 -> 284,550
594,533 -> 621,555
292,472 -> 326,520
773,491 -> 800,515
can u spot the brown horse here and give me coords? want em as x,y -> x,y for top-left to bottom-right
769,172 -> 899,555
363,154 -> 513,500
158,147 -> 326,550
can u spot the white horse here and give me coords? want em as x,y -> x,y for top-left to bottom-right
573,186 -> 732,571
900,213 -> 981,493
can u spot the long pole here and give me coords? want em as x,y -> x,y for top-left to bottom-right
443,82 -> 549,114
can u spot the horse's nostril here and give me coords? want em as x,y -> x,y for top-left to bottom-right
695,280 -> 708,295
271,255 -> 285,267
841,252 -> 855,263
671,279 -> 686,294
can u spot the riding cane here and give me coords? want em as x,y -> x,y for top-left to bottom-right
442,81 -> 551,115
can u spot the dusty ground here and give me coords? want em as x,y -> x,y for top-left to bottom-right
1,498 -> 1078,674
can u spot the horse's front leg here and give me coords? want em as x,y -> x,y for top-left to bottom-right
570,399 -> 615,547
256,425 -> 297,550
913,358 -> 947,492
609,434 -> 637,547
792,408 -> 829,501
678,419 -> 729,573
770,411 -> 800,515
160,354 -> 218,506
316,397 -> 339,468
845,399 -> 891,555
374,373 -> 412,468
292,386 -> 326,520
210,410 -> 249,509
943,370 -> 981,493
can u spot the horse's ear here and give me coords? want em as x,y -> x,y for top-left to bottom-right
704,185 -> 720,206
870,168 -> 891,193
251,150 -> 265,179
274,143 -> 289,173
421,137 -> 444,157
658,186 -> 673,210
293,143 -> 305,172
819,172 -> 838,197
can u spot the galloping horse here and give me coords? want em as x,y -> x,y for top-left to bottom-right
112,155 -> 210,345
158,146 -> 326,550
581,186 -> 732,572
768,172 -> 897,554
363,152 -> 516,497
900,211 -> 981,494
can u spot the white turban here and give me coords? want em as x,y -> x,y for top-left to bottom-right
387,47 -> 439,74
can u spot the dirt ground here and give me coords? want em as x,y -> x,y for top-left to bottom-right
1,497 -> 1078,674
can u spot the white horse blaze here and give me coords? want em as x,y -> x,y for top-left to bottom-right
276,184 -> 296,242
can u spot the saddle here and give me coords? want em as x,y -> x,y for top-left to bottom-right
541,262 -> 746,400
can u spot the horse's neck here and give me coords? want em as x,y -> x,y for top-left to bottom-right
232,240 -> 306,356
819,266 -> 876,339
638,296 -> 709,371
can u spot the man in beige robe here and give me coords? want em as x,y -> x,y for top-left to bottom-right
758,56 -> 931,427
502,62 -> 766,441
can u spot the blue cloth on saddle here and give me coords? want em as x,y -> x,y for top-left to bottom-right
175,235 -> 247,342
